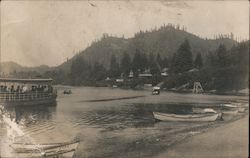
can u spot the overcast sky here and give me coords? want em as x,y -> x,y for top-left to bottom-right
1,1 -> 249,67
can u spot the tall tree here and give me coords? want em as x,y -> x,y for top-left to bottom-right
91,62 -> 106,81
216,44 -> 227,67
148,52 -> 160,74
120,52 -> 131,76
156,53 -> 163,68
109,54 -> 120,78
69,57 -> 90,85
194,53 -> 203,69
132,49 -> 143,74
141,52 -> 148,71
172,39 -> 193,73
162,57 -> 169,68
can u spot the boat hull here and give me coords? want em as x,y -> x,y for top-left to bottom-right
153,112 -> 221,122
10,141 -> 79,158
0,96 -> 57,106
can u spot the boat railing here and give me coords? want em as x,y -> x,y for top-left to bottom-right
0,91 -> 56,101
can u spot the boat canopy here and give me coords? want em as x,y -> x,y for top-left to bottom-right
0,78 -> 53,84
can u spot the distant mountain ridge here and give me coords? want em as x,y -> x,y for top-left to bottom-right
1,25 -> 238,74
0,61 -> 53,74
58,25 -> 237,72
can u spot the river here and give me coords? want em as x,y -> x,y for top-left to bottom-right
0,86 -> 248,157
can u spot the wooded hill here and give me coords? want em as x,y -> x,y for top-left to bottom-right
57,24 -> 237,73
2,24 -> 248,92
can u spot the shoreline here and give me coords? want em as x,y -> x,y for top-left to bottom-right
156,113 -> 249,158
55,84 -> 249,97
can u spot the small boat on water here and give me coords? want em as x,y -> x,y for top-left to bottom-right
153,112 -> 222,122
63,89 -> 72,94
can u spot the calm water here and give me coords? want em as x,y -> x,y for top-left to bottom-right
0,87 -> 248,158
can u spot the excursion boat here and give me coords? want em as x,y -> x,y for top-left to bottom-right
153,112 -> 222,122
0,78 -> 57,106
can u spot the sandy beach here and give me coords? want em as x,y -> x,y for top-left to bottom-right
157,114 -> 249,158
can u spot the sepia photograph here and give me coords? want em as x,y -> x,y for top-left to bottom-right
0,0 -> 249,158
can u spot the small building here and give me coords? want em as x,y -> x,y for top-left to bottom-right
105,77 -> 111,81
161,72 -> 168,77
188,68 -> 199,72
139,68 -> 152,78
116,79 -> 124,83
138,73 -> 152,77
161,68 -> 169,77
128,70 -> 134,78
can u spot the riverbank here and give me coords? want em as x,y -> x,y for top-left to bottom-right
157,114 -> 249,158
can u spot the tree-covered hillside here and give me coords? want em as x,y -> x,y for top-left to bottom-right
2,24 -> 248,92
57,24 -> 237,72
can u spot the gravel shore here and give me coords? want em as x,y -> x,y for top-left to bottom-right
156,114 -> 249,158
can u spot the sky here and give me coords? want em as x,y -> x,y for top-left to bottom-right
0,0 -> 249,67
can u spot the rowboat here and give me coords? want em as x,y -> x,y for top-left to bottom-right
222,110 -> 239,115
11,140 -> 79,152
1,105 -> 79,158
10,140 -> 80,158
153,112 -> 222,122
221,103 -> 246,113
223,104 -> 238,108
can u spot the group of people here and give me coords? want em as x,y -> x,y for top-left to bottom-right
0,84 -> 53,93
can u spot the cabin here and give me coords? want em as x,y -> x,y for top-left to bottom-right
138,68 -> 152,78
128,70 -> 134,78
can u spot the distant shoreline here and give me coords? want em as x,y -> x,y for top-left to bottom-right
55,84 -> 249,97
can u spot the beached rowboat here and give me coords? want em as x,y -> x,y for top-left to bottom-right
10,140 -> 80,158
153,112 -> 222,122
11,140 -> 79,152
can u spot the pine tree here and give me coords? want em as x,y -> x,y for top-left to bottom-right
162,57 -> 169,68
148,52 -> 160,74
70,57 -> 91,85
172,39 -> 193,73
216,44 -> 227,67
156,53 -> 163,68
194,53 -> 203,69
120,52 -> 131,77
132,49 -> 141,73
109,54 -> 120,78
91,62 -> 106,81
141,53 -> 148,71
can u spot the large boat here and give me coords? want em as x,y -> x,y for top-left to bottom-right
153,112 -> 222,122
0,78 -> 57,106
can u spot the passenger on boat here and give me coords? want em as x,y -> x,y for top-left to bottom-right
22,86 -> 28,93
16,85 -> 21,93
10,85 -> 14,92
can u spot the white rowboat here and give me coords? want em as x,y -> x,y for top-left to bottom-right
153,112 -> 221,122
11,140 -> 79,158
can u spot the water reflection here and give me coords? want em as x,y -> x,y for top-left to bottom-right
68,103 -> 196,131
1,87 -> 248,158
3,104 -> 56,127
